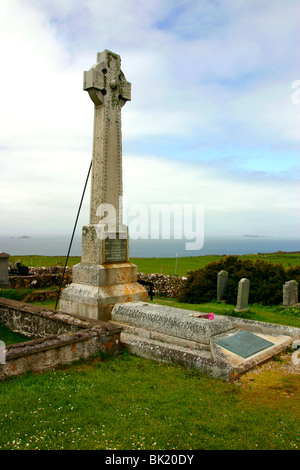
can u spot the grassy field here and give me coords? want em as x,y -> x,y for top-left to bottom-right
8,252 -> 300,276
1,252 -> 300,451
0,349 -> 299,450
9,255 -> 81,269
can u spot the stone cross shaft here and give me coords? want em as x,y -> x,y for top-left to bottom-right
83,50 -> 131,227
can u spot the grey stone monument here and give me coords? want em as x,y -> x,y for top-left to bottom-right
59,50 -> 147,320
283,280 -> 298,307
0,340 -> 5,364
235,278 -> 250,312
217,270 -> 228,301
0,252 -> 11,288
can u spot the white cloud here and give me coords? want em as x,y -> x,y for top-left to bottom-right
0,0 -> 299,243
123,154 -> 299,236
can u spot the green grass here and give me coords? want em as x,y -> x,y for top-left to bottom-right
9,255 -> 81,268
8,252 -> 300,275
131,255 -> 223,275
1,252 -> 300,450
0,350 -> 298,450
0,323 -> 32,345
131,252 -> 300,275
0,288 -> 33,302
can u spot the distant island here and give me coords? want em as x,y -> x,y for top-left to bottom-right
18,236 -> 30,239
243,234 -> 272,238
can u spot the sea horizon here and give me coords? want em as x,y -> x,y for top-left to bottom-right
0,234 -> 299,258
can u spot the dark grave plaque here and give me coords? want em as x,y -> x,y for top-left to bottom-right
215,331 -> 274,358
105,237 -> 127,263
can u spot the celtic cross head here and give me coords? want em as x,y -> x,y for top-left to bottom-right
83,50 -> 131,108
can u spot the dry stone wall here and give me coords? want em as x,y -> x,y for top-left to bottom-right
0,297 -> 122,380
8,267 -> 187,298
0,297 -> 91,338
9,267 -> 72,289
137,273 -> 187,298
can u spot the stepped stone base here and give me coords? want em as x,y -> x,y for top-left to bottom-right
0,281 -> 11,288
59,263 -> 148,321
110,302 -> 300,381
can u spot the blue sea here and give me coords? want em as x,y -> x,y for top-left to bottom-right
0,235 -> 299,258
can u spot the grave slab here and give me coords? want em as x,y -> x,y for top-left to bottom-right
111,302 -> 234,345
110,302 -> 300,381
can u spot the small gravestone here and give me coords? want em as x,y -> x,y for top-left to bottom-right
0,340 -> 5,364
283,280 -> 298,307
235,278 -> 250,312
0,252 -> 11,288
217,270 -> 228,301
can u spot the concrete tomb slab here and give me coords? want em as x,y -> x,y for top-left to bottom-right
110,302 -> 300,381
112,302 -> 233,345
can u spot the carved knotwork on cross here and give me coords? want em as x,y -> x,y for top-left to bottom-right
83,50 -> 131,226
83,50 -> 131,108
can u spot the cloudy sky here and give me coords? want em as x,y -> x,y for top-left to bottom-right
0,0 -> 299,243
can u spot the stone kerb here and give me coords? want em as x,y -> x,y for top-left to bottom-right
0,325 -> 122,380
0,297 -> 90,338
0,297 -> 122,379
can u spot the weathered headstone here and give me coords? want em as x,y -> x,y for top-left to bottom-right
235,278 -> 250,312
0,252 -> 11,288
217,270 -> 228,301
0,340 -> 5,364
283,280 -> 298,307
59,50 -> 147,320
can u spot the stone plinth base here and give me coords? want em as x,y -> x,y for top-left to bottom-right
59,262 -> 148,321
0,252 -> 11,289
0,281 -> 11,289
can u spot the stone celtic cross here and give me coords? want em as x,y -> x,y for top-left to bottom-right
59,50 -> 147,320
83,50 -> 131,227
